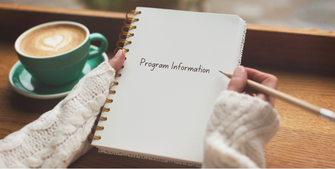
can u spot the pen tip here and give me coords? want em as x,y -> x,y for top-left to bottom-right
219,70 -> 232,78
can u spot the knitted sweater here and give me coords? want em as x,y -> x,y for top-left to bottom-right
203,90 -> 280,168
0,62 -> 280,168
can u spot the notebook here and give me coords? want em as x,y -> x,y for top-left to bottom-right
91,7 -> 246,167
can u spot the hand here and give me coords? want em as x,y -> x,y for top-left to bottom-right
227,66 -> 278,106
108,50 -> 125,70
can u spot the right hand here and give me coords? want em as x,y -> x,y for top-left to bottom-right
227,66 -> 278,107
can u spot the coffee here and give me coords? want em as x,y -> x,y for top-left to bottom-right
20,24 -> 86,57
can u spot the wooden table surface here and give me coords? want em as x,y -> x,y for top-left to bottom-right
1,4 -> 335,168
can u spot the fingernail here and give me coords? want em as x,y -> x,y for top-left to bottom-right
114,50 -> 123,58
234,66 -> 245,77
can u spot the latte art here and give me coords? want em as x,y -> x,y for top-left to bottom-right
20,25 -> 86,57
41,35 -> 68,51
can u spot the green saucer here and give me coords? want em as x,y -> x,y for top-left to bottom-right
8,45 -> 108,99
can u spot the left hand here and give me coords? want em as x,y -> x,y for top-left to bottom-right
108,49 -> 125,70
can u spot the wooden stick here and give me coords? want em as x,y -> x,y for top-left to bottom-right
219,71 -> 335,121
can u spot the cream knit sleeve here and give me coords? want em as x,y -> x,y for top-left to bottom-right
203,90 -> 280,168
0,61 -> 115,168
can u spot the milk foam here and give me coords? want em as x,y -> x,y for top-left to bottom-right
38,34 -> 72,52
20,25 -> 86,57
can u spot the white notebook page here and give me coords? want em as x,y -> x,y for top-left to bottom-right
92,7 -> 246,164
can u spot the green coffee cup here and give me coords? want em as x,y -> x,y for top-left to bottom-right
14,21 -> 108,86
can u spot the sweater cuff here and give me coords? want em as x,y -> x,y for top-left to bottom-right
203,90 -> 280,168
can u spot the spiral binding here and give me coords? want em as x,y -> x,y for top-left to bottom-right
113,10 -> 141,55
93,10 -> 141,141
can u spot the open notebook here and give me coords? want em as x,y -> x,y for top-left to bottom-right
92,7 -> 246,167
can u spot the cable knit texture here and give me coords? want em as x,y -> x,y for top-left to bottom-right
203,90 -> 280,168
1,62 -> 280,168
0,62 -> 115,168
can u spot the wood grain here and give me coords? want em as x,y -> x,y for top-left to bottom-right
0,3 -> 125,19
248,23 -> 335,38
263,69 -> 335,167
0,3 -> 335,168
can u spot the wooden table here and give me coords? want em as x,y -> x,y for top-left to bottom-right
1,4 -> 335,168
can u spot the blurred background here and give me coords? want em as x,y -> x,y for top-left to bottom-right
1,0 -> 335,31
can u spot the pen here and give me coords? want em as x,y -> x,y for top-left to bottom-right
219,70 -> 335,121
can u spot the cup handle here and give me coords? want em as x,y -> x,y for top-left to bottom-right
88,33 -> 108,59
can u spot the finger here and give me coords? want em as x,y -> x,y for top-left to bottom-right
245,68 -> 278,106
245,68 -> 278,89
227,66 -> 247,93
109,50 -> 125,71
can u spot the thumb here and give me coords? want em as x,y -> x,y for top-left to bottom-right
227,66 -> 247,93
109,50 -> 125,71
